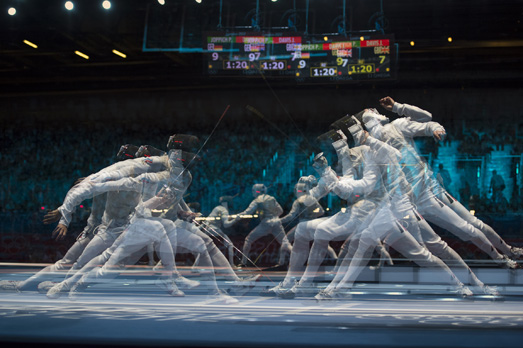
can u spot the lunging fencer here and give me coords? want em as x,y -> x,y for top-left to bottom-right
378,96 -> 523,260
316,115 -> 499,299
357,100 -> 519,269
311,123 -> 478,300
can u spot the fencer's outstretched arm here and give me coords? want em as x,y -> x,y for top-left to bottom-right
207,205 -> 237,229
364,135 -> 401,164
312,148 -> 380,200
393,118 -> 446,141
308,153 -> 346,202
228,196 -> 264,225
134,185 -> 181,218
307,179 -> 330,202
222,212 -> 237,228
237,199 -> 259,217
178,198 -> 191,212
142,189 -> 172,210
177,201 -> 201,222
58,156 -> 166,215
88,155 -> 168,183
158,199 -> 196,222
56,171 -> 169,227
380,96 -> 433,122
280,200 -> 302,225
281,193 -> 325,225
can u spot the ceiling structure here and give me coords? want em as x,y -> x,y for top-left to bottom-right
1,0 -> 522,96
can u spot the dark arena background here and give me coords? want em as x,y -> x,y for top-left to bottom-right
1,1 -> 523,348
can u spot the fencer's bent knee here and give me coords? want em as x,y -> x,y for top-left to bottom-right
180,234 -> 208,254
199,233 -> 213,246
295,224 -> 314,242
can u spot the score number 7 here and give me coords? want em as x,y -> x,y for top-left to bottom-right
337,56 -> 387,66
336,57 -> 348,67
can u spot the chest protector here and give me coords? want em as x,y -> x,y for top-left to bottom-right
257,194 -> 283,217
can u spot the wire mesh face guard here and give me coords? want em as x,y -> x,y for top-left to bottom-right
116,144 -> 140,161
317,128 -> 343,144
329,115 -> 358,148
135,145 -> 166,158
294,182 -> 309,197
252,183 -> 267,197
348,120 -> 367,146
167,134 -> 201,151
167,149 -> 201,170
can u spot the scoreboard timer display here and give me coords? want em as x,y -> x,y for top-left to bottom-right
204,32 -> 396,83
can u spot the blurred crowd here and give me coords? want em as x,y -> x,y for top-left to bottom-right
454,124 -> 523,157
1,119 -> 522,219
0,121 -> 289,215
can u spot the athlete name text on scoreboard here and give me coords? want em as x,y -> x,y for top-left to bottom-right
207,36 -> 389,54
205,33 -> 395,81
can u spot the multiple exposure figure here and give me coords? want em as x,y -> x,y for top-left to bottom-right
1,97 -> 520,303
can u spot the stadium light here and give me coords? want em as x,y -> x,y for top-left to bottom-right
112,49 -> 126,58
23,40 -> 38,49
75,50 -> 89,59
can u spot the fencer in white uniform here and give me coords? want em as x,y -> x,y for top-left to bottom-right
313,122 -> 476,300
321,116 -> 499,298
49,134 -> 199,233
380,96 -> 523,260
265,138 -> 380,297
54,150 -> 241,303
280,178 -> 336,262
64,183 -> 188,298
359,104 -> 519,269
236,184 -> 292,267
198,196 -> 238,266
45,148 -> 193,298
160,202 -> 260,288
47,140 -> 251,302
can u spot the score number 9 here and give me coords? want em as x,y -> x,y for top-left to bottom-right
212,52 -> 219,61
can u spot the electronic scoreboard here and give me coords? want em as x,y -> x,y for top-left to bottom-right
204,32 -> 396,83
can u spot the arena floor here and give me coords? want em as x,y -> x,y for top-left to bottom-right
1,264 -> 523,348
